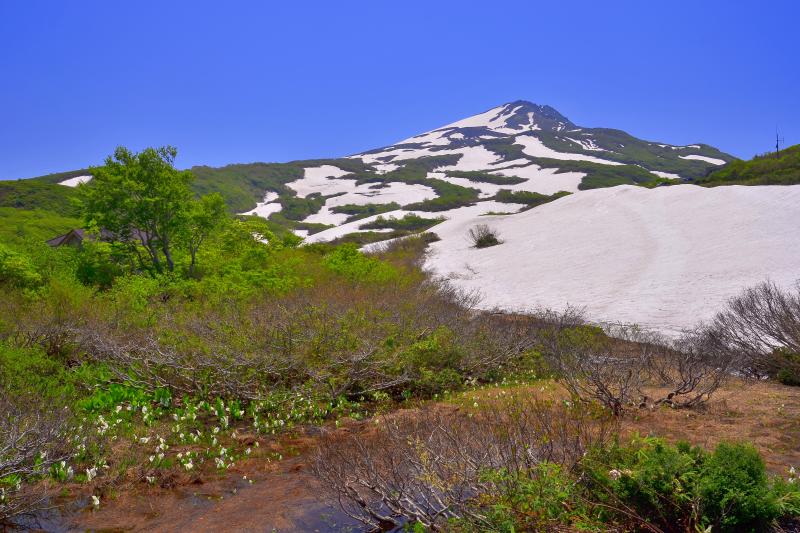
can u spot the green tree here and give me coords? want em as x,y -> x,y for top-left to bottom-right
81,146 -> 192,272
184,192 -> 226,276
81,146 -> 226,274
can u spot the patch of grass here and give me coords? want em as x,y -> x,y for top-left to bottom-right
445,171 -> 526,185
492,189 -> 571,209
359,213 -> 444,232
696,144 -> 800,186
332,202 -> 401,223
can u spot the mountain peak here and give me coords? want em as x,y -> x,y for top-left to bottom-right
395,100 -> 575,147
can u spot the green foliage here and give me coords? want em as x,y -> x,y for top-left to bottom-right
697,144 -> 800,186
0,243 -> 43,289
359,213 -> 444,232
75,241 -> 125,289
0,207 -> 81,246
321,243 -> 398,283
278,192 -> 334,221
698,442 -> 779,530
473,437 -> 799,533
81,146 -> 228,274
478,463 -> 600,532
0,342 -> 75,399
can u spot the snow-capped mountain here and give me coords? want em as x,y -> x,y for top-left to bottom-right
37,100 -> 800,332
231,101 -> 796,334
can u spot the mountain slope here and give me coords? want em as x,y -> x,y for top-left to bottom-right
8,100 -> 800,333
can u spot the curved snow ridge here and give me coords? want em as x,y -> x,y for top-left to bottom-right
514,135 -> 623,166
680,154 -> 726,165
58,175 -> 92,187
423,184 -> 800,334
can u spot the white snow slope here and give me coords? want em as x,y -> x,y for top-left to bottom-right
421,184 -> 800,334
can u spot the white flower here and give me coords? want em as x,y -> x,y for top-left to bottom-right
86,467 -> 97,481
609,469 -> 622,480
91,495 -> 100,508
139,437 -> 150,444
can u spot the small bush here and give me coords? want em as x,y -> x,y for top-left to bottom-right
468,224 -> 502,248
698,442 -> 779,531
0,244 -> 42,289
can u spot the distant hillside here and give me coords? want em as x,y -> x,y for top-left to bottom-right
0,179 -> 79,213
696,144 -> 800,186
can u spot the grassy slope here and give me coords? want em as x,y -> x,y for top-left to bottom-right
0,207 -> 81,245
696,144 -> 800,186
0,180 -> 80,213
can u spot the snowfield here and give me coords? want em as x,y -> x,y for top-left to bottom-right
58,175 -> 92,187
420,184 -> 800,334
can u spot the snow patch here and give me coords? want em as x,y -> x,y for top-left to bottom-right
239,191 -> 282,219
58,175 -> 92,187
680,155 -> 726,165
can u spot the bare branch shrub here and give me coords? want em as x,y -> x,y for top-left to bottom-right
0,391 -> 72,526
70,273 -> 542,401
538,310 -> 734,414
467,224 -> 502,248
701,280 -> 800,382
312,394 -> 616,531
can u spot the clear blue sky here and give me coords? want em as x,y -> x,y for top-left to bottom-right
1,0 -> 797,179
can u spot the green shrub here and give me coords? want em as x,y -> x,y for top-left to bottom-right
359,213 -> 444,232
468,224 -> 502,248
0,243 -> 43,289
480,463 -> 599,531
772,349 -> 800,386
698,442 -> 779,531
0,342 -> 75,399
321,243 -> 398,283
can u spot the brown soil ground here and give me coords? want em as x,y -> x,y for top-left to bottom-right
59,380 -> 799,533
